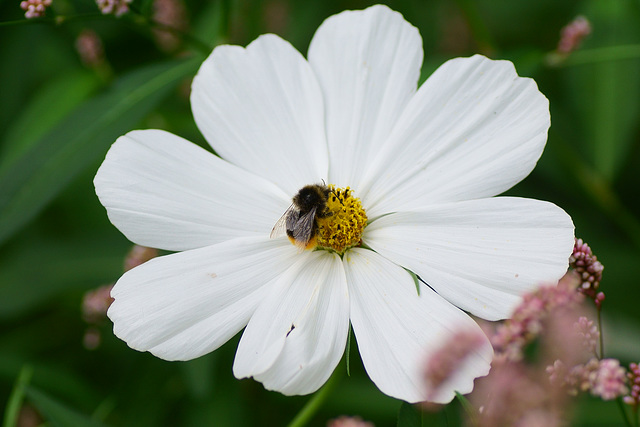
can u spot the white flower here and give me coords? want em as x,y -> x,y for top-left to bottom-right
94,5 -> 574,404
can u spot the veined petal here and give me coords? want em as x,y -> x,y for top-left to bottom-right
191,34 -> 328,196
361,55 -> 550,217
107,236 -> 298,361
344,248 -> 493,403
94,129 -> 288,251
364,197 -> 575,320
233,251 -> 349,395
308,4 -> 423,190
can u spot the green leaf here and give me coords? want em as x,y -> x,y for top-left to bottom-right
3,365 -> 33,427
397,401 -> 453,427
0,355 -> 102,409
573,394 -> 633,426
1,70 -> 101,168
403,267 -> 421,296
564,0 -> 640,181
397,401 -> 422,427
454,392 -> 477,425
181,354 -> 217,399
25,386 -> 109,427
0,26 -> 77,134
0,234 -> 125,320
345,323 -> 352,376
0,57 -> 201,247
192,0 -> 227,47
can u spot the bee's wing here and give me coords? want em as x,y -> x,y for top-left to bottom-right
270,204 -> 295,239
291,206 -> 318,248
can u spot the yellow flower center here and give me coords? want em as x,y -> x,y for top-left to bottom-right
316,185 -> 367,254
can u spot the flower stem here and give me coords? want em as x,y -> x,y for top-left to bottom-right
617,398 -> 634,427
287,369 -> 343,427
597,306 -> 604,359
548,44 -> 640,67
0,9 -> 213,57
0,12 -> 105,27
0,19 -> 37,27
552,136 -> 640,250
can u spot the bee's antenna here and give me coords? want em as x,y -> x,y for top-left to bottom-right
321,178 -> 344,206
329,187 -> 344,206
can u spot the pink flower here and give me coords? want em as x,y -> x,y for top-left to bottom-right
124,245 -> 158,271
19,0 -> 52,19
624,362 -> 640,408
423,330 -> 488,402
492,283 -> 583,362
82,284 -> 114,323
591,359 -> 628,401
573,316 -> 599,355
552,358 -> 628,401
95,0 -> 131,16
557,16 -> 592,54
75,29 -> 105,68
570,238 -> 603,299
471,361 -> 567,427
152,0 -> 189,52
327,416 -> 374,427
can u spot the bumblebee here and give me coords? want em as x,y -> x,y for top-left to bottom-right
270,184 -> 331,250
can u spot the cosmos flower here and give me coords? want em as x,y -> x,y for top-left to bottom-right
94,5 -> 574,403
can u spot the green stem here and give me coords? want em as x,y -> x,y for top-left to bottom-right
547,44 -> 640,67
345,324 -> 352,377
597,306 -> 604,359
0,13 -> 105,27
0,10 -> 213,56
554,137 -> 640,250
287,369 -> 343,427
219,0 -> 231,42
617,398 -> 634,427
0,19 -> 36,27
3,366 -> 34,427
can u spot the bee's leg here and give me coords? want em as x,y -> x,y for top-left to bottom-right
317,209 -> 335,219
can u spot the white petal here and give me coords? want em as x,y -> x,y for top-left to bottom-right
107,236 -> 299,361
364,197 -> 575,320
191,34 -> 328,196
308,4 -> 423,190
344,248 -> 493,403
94,129 -> 288,251
360,55 -> 550,217
233,251 -> 349,395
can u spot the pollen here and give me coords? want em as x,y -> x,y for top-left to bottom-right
316,185 -> 367,254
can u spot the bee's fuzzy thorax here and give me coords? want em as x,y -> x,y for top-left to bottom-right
292,184 -> 329,215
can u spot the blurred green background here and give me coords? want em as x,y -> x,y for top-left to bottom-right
1,0 -> 639,425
